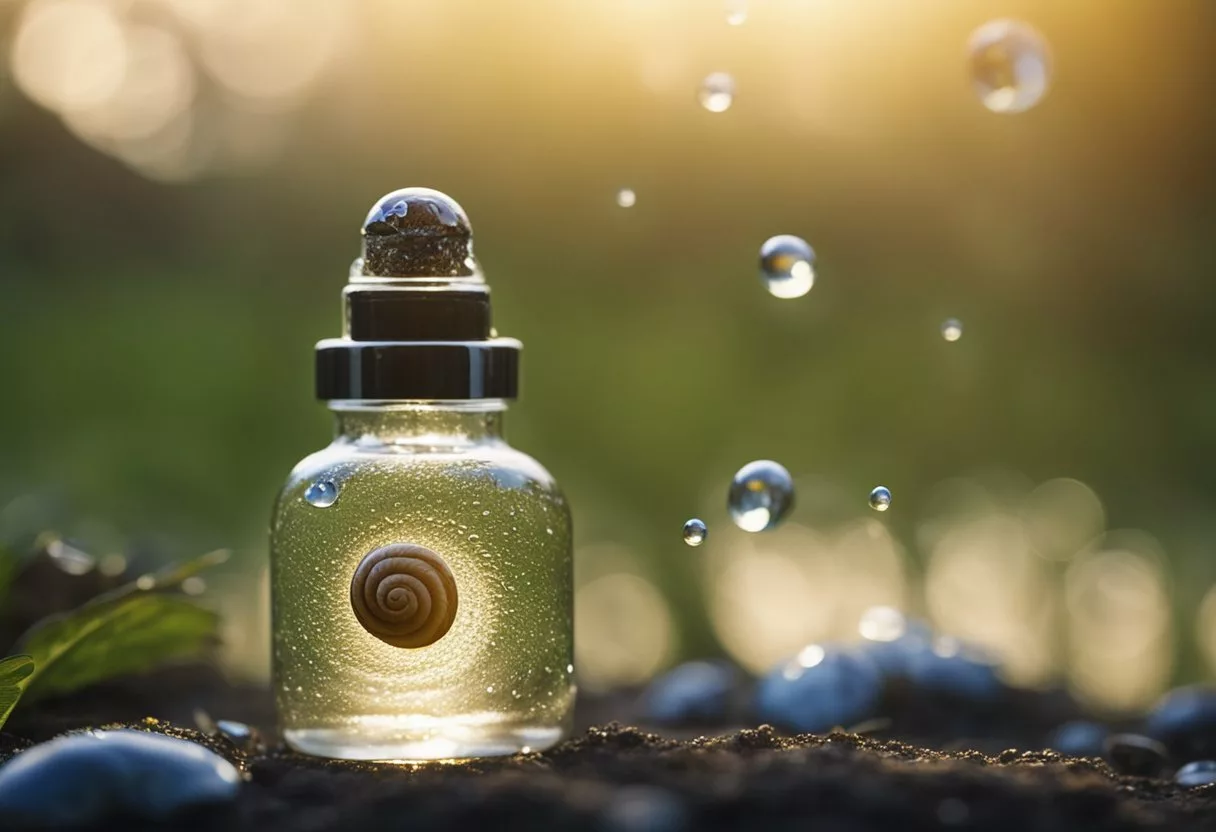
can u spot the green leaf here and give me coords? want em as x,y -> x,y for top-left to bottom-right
0,655 -> 35,729
18,594 -> 218,702
3,548 -> 227,705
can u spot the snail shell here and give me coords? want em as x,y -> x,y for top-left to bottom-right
350,543 -> 458,648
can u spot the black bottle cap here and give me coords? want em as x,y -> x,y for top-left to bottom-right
315,188 -> 520,401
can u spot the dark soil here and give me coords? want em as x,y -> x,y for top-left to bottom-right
2,665 -> 1215,831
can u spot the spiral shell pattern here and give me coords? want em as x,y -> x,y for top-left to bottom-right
350,543 -> 458,648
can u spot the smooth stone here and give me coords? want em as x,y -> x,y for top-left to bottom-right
643,661 -> 736,725
1175,760 -> 1216,788
0,729 -> 240,825
904,639 -> 1002,701
856,612 -> 934,679
859,633 -> 933,679
600,785 -> 687,832
1047,721 -> 1109,758
1145,685 -> 1216,761
215,720 -> 255,746
1105,733 -> 1170,777
754,645 -> 883,733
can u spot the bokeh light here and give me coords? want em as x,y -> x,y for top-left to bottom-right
574,543 -> 676,691
704,519 -> 905,674
1197,585 -> 1216,676
194,0 -> 349,108
925,512 -> 1056,687
1021,478 -> 1106,561
1065,532 -> 1173,712
11,0 -> 127,114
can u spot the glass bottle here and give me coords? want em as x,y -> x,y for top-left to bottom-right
270,188 -> 574,761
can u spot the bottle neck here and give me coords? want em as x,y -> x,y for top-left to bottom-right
330,400 -> 506,449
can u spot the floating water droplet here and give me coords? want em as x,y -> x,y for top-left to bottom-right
725,0 -> 747,26
699,72 -> 735,113
616,188 -> 636,208
759,235 -> 815,298
728,460 -> 794,532
304,480 -> 339,508
682,518 -> 708,547
941,318 -> 963,342
868,486 -> 892,512
968,19 -> 1052,114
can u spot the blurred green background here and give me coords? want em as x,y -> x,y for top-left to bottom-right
1,0 -> 1214,709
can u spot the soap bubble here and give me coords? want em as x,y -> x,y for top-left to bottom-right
941,318 -> 963,342
682,518 -> 708,547
759,235 -> 815,299
616,188 -> 636,208
699,72 -> 735,113
725,0 -> 747,26
967,19 -> 1052,114
728,460 -> 794,532
304,480 -> 339,508
868,486 -> 892,512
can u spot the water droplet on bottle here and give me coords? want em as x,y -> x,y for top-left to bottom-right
968,19 -> 1052,114
725,0 -> 747,26
941,318 -> 963,342
699,72 -> 735,113
728,460 -> 794,532
682,518 -> 708,547
868,486 -> 892,512
760,235 -> 815,299
616,188 -> 636,208
304,480 -> 339,508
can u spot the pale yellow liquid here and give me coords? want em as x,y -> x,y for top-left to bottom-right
271,416 -> 573,761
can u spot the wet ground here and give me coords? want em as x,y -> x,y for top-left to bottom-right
2,665 -> 1215,831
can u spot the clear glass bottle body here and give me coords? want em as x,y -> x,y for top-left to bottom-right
270,400 -> 573,761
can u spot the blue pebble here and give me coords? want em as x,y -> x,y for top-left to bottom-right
601,785 -> 688,832
0,729 -> 240,825
215,720 -> 255,745
1047,721 -> 1109,758
859,633 -> 933,679
854,610 -> 933,679
1175,760 -> 1216,788
754,645 -> 883,733
905,639 -> 1002,701
643,661 -> 736,725
1146,685 -> 1216,760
